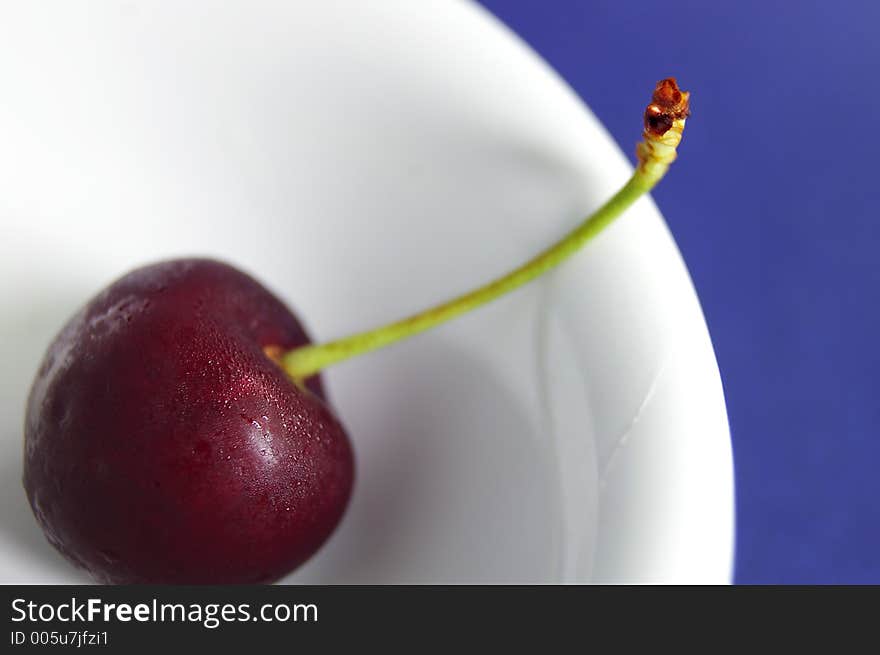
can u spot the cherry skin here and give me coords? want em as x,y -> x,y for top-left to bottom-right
23,258 -> 354,583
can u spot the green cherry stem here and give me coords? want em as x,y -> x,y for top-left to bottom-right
281,78 -> 691,385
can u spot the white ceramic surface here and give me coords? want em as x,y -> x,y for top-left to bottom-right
0,0 -> 734,583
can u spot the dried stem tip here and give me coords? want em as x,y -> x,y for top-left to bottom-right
637,78 -> 690,182
644,78 -> 690,136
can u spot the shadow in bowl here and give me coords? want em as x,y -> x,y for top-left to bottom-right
288,335 -> 561,584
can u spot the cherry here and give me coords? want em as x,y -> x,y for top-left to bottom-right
24,259 -> 353,583
23,79 -> 688,584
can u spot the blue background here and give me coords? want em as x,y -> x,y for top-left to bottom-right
478,0 -> 879,583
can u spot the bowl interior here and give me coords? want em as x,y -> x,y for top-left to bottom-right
0,0 -> 733,583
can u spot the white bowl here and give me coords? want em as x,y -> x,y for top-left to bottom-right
0,0 -> 733,583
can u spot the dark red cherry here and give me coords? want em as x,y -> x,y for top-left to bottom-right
23,258 -> 354,583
